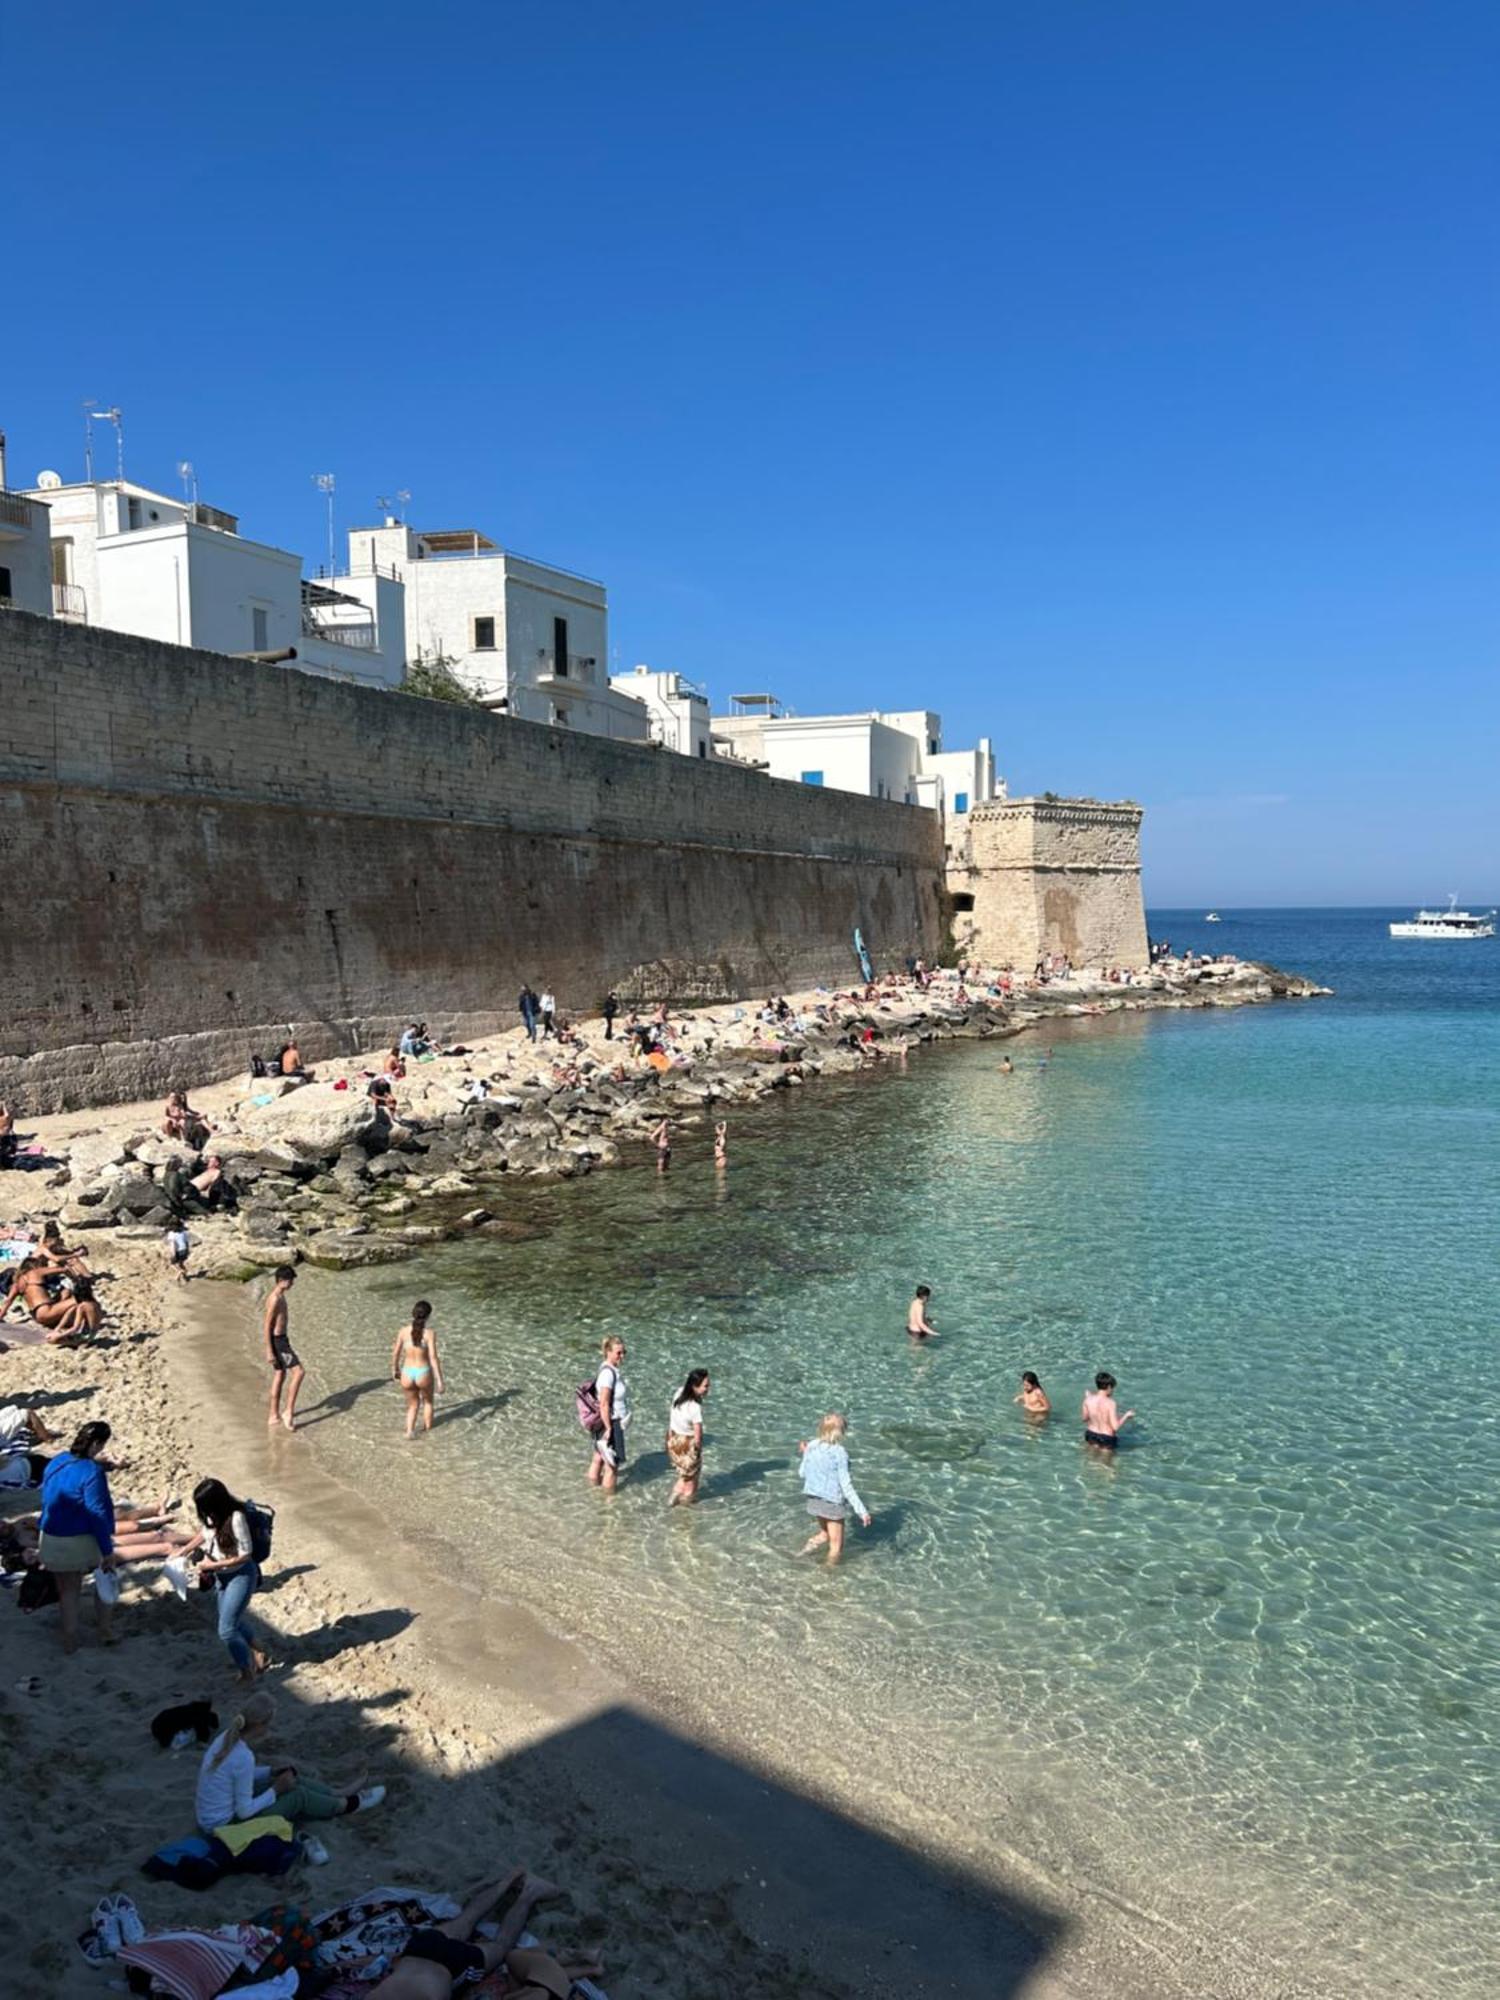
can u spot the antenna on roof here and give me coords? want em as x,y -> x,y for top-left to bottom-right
376,488 -> 411,524
177,460 -> 198,507
82,400 -> 96,481
93,406 -> 124,481
312,471 -> 336,576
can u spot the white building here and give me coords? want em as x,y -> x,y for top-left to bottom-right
0,444 -> 52,616
25,473 -> 405,686
351,519 -> 649,739
609,665 -> 713,757
711,699 -> 998,821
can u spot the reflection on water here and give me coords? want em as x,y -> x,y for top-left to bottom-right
279,920 -> 1499,1997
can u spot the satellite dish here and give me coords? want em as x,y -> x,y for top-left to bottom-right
37,469 -> 62,489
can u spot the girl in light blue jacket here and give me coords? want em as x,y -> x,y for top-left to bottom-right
798,1413 -> 871,1565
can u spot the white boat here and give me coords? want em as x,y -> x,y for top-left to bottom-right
1204,912 -> 1221,923
1389,896 -> 1496,940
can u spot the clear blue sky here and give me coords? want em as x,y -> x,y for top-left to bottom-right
7,2 -> 1498,904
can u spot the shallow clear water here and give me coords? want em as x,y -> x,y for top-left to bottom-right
281,912 -> 1500,1994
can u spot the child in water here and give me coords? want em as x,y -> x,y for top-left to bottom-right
1014,1370 -> 1050,1414
1082,1371 -> 1134,1450
906,1285 -> 938,1339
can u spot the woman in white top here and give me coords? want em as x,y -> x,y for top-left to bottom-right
666,1369 -> 710,1507
194,1691 -> 384,1841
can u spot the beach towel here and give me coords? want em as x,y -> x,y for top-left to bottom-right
312,1885 -> 460,1974
115,1928 -> 247,2000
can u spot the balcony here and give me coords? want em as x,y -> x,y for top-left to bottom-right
302,611 -> 377,651
535,652 -> 598,688
0,490 -> 45,537
53,581 -> 86,620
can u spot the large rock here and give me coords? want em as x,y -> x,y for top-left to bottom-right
243,1089 -> 382,1163
299,1233 -> 417,1269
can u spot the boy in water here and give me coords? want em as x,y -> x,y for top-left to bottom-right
1082,1370 -> 1134,1450
906,1284 -> 939,1339
264,1265 -> 304,1432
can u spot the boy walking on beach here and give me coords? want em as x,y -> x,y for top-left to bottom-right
264,1265 -> 304,1432
165,1222 -> 192,1284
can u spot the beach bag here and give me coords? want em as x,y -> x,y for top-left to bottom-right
574,1381 -> 604,1435
249,1053 -> 268,1078
243,1500 -> 275,1564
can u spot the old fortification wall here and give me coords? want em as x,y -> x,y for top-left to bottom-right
0,613 -> 943,1110
952,797 -> 1148,970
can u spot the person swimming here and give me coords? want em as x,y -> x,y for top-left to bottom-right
391,1300 -> 444,1439
1082,1370 -> 1134,1450
906,1284 -> 939,1339
1015,1370 -> 1050,1414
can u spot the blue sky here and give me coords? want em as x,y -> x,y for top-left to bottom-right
6,2 -> 1497,903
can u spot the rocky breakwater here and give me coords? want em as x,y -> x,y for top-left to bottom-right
40,958 -> 1328,1279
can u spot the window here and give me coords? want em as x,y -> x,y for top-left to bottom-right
473,616 -> 496,650
251,606 -> 269,650
954,791 -> 969,813
553,615 -> 569,675
951,891 -> 975,912
928,738 -> 939,756
0,566 -> 11,602
697,741 -> 706,758
801,769 -> 824,786
51,539 -> 72,586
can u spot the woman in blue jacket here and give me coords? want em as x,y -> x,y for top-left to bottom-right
798,1412 -> 872,1566
38,1420 -> 117,1651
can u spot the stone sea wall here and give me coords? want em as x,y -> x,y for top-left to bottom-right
0,612 -> 944,1110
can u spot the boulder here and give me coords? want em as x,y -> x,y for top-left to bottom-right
243,1089 -> 381,1162
299,1233 -> 417,1270
131,1134 -> 198,1170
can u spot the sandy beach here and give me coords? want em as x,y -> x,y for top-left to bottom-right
2,966 -> 1330,2000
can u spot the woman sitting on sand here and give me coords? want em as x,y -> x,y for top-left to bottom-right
1015,1371 -> 1051,1415
1,1256 -> 100,1343
37,1217 -> 91,1278
0,1100 -> 17,1168
666,1369 -> 710,1506
391,1300 -> 444,1439
195,1692 -> 385,1844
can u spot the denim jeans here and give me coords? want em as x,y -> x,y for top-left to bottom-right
215,1561 -> 262,1670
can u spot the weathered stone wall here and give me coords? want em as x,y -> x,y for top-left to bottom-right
951,797 -> 1148,970
0,612 -> 943,1110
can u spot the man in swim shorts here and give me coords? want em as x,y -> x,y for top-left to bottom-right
1082,1370 -> 1134,1450
264,1265 -> 304,1432
365,1866 -> 599,1998
906,1284 -> 939,1339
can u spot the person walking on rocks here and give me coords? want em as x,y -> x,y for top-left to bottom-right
602,990 -> 619,1040
518,985 -> 539,1042
263,1266 -> 304,1432
587,1336 -> 631,1492
539,988 -> 557,1039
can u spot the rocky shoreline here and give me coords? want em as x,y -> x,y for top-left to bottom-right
24,959 -> 1328,1282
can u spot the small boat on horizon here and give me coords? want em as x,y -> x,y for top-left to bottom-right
1204,912 -> 1222,923
1389,896 -> 1496,940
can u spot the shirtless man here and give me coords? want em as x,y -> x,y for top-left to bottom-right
363,1865 -> 598,2000
1082,1371 -> 1134,1451
653,1118 -> 672,1174
713,1120 -> 728,1166
263,1266 -> 304,1431
906,1284 -> 939,1339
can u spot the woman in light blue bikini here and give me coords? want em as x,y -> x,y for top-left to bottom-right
391,1300 -> 444,1438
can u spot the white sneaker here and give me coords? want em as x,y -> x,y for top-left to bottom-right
302,1835 -> 330,1865
352,1784 -> 385,1813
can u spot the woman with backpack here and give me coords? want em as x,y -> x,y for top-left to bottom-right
188,1477 -> 271,1682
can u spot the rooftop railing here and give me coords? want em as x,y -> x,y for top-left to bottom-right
0,490 -> 45,531
302,612 -> 377,651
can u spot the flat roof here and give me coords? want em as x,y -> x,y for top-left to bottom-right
418,528 -> 498,553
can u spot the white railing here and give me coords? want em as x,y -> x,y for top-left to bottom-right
53,581 -> 86,619
0,490 -> 44,531
302,613 -> 377,651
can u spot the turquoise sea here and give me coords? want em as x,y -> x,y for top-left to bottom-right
282,911 -> 1499,1995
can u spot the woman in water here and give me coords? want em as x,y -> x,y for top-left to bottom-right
666,1368 -> 710,1506
1014,1370 -> 1051,1415
391,1301 -> 444,1438
798,1413 -> 871,1565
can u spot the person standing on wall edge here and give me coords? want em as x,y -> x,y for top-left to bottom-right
518,985 -> 538,1042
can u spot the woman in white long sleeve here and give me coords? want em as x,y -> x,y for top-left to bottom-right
195,1693 -> 384,1839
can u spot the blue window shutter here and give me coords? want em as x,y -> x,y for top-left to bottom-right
801,769 -> 824,785
954,791 -> 969,813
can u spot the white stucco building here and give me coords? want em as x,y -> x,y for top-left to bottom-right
24,473 -> 405,686
350,520 -> 648,739
0,431 -> 53,615
711,700 -> 998,821
608,665 -> 713,757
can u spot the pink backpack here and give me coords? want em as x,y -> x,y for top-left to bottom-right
575,1380 -> 604,1434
